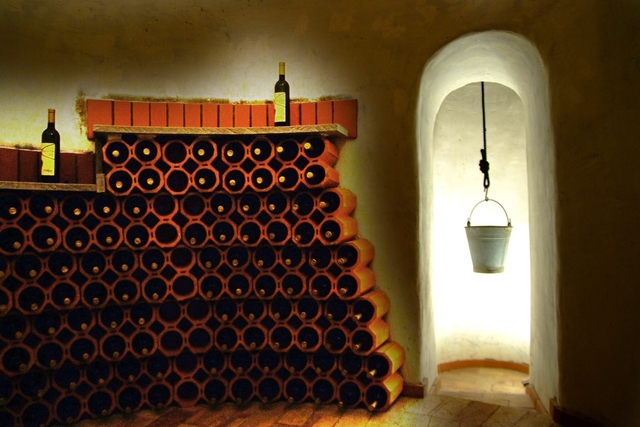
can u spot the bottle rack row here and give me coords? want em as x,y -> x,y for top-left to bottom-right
0,239 -> 377,315
1,340 -> 403,386
0,238 -> 373,282
0,128 -> 404,423
103,135 -> 339,195
0,351 -> 400,427
0,188 -> 359,255
0,291 -> 391,363
0,188 -> 356,224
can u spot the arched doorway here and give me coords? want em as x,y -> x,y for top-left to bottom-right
433,82 -> 530,365
417,31 -> 558,408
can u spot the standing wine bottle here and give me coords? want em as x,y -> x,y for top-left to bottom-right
274,62 -> 290,126
41,108 -> 60,183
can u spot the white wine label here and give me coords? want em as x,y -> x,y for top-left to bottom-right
274,92 -> 286,122
41,142 -> 55,176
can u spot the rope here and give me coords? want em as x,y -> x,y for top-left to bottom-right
479,82 -> 490,200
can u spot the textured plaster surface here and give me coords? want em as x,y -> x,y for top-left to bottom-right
2,1 -> 640,425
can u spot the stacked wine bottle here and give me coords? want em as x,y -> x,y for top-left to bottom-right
0,133 -> 404,427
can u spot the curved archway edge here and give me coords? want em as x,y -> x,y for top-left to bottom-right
416,30 -> 558,407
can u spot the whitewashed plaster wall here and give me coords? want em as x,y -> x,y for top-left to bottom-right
2,1 -> 640,426
433,82 -> 530,366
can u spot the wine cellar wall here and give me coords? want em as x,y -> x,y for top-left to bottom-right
0,114 -> 405,427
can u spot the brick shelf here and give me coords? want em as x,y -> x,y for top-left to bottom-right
93,123 -> 349,138
0,181 -> 98,192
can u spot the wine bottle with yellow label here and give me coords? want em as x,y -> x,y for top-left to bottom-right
41,108 -> 60,183
274,62 -> 290,126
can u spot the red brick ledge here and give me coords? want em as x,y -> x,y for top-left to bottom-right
87,99 -> 357,140
0,147 -> 94,184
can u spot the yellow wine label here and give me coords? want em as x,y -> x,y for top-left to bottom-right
41,143 -> 55,176
274,92 -> 286,122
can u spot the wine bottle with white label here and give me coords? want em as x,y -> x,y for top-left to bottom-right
41,108 -> 60,183
274,62 -> 290,126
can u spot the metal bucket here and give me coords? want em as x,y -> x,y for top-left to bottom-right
465,199 -> 512,274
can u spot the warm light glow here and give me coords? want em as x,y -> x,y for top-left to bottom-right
432,82 -> 530,364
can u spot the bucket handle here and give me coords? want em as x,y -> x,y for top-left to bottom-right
466,198 -> 512,227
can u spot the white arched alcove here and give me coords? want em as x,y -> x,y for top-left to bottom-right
417,31 -> 558,407
433,82 -> 530,364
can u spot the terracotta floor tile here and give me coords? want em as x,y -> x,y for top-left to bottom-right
313,404 -> 343,418
365,408 -> 406,427
511,412 -> 560,427
458,401 -> 499,425
195,404 -> 252,427
277,402 -> 315,426
429,398 -> 473,421
481,406 -> 530,427
305,414 -> 340,427
230,419 -> 251,427
333,408 -> 371,427
403,394 -> 449,416
428,416 -> 463,427
238,402 -> 289,427
397,411 -> 431,426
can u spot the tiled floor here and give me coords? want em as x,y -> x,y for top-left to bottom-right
431,367 -> 536,411
71,367 -> 560,427
74,389 -> 560,427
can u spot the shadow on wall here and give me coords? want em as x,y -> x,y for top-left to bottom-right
416,30 -> 558,410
